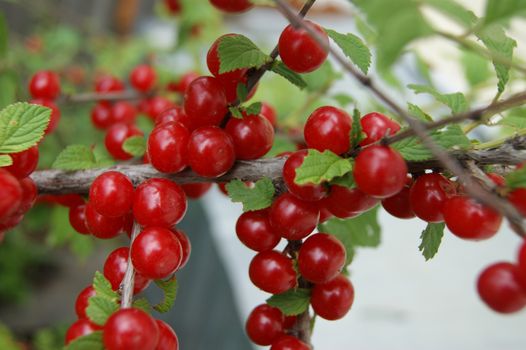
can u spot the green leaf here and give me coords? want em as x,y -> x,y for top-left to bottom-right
52,145 -> 97,170
423,0 -> 478,27
265,135 -> 296,158
229,106 -> 243,119
226,178 -> 275,212
245,102 -> 262,116
408,103 -> 433,121
408,84 -> 468,114
0,13 -> 8,59
153,276 -> 178,313
350,109 -> 364,147
326,29 -> 371,74
218,35 -> 272,74
133,298 -> 153,313
330,172 -> 355,189
64,331 -> 104,350
483,0 -> 526,27
419,222 -> 445,261
122,136 -> 146,157
499,108 -> 526,130
270,61 -> 307,90
0,154 -> 12,167
461,50 -> 491,87
92,144 -> 115,168
266,288 -> 311,316
331,93 -> 355,107
86,296 -> 119,325
505,166 -> 526,189
236,83 -> 248,102
92,271 -> 119,301
294,149 -> 353,185
0,102 -> 51,153
302,61 -> 340,92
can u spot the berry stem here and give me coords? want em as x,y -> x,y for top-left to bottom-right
120,221 -> 141,308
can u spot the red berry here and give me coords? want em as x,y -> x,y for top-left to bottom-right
209,0 -> 253,13
148,122 -> 190,173
477,262 -> 526,313
509,188 -> 526,217
278,21 -> 329,73
283,150 -> 328,201
249,250 -> 297,294
225,113 -> 274,160
103,308 -> 159,350
283,315 -> 297,329
89,171 -> 134,217
187,126 -> 235,177
518,241 -> 526,290
155,319 -> 179,350
181,183 -> 212,199
207,34 -> 247,81
0,170 -> 22,221
236,209 -> 281,252
304,106 -> 351,154
130,65 -> 157,92
219,74 -> 256,104
29,70 -> 60,99
298,233 -> 346,283
183,77 -> 228,129
271,335 -> 311,350
311,274 -> 354,320
91,103 -> 113,129
173,229 -> 191,269
359,112 -> 400,146
111,102 -> 137,125
317,203 -> 333,223
95,75 -> 125,94
269,193 -> 319,240
75,286 -> 96,319
443,196 -> 502,240
353,145 -> 407,198
3,146 -> 39,179
170,71 -> 199,94
409,173 -> 455,223
146,97 -> 175,120
69,204 -> 90,235
245,304 -> 284,346
133,178 -> 187,228
105,123 -> 143,160
104,247 -> 151,294
30,98 -> 61,134
0,212 -> 24,232
85,202 -> 126,239
53,194 -> 85,208
164,0 -> 181,15
65,319 -> 101,345
131,227 -> 183,279
487,173 -> 505,186
155,106 -> 191,130
382,185 -> 415,219
16,177 -> 37,215
323,185 -> 378,219
260,102 -> 277,127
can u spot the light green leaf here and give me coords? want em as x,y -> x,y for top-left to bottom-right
330,172 -> 355,189
483,0 -> 526,27
229,106 -> 243,119
326,29 -> 371,74
266,288 -> 311,316
245,102 -> 262,116
153,276 -> 178,313
408,103 -> 433,121
52,145 -> 96,170
294,149 -> 353,185
0,154 -> 12,167
461,50 -> 491,87
226,178 -> 275,212
302,61 -> 340,92
331,93 -> 355,107
122,135 -> 146,157
92,271 -> 119,301
499,108 -> 526,130
133,298 -> 153,313
86,296 -> 119,325
64,331 -> 104,350
419,222 -> 445,261
423,0 -> 478,27
408,84 -> 468,114
505,166 -> 526,189
218,35 -> 272,74
270,61 -> 307,90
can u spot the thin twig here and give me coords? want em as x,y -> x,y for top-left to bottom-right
120,222 -> 141,308
63,90 -> 146,103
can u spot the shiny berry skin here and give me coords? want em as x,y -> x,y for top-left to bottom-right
85,202 -> 126,239
508,188 -> 526,217
131,227 -> 183,279
260,102 -> 277,127
207,34 -> 247,81
298,233 -> 346,284
104,247 -> 151,294
75,286 -> 96,319
155,320 -> 179,350
171,71 -> 199,94
269,193 -> 319,240
518,241 -> 526,290
105,123 -> 143,160
236,210 -> 281,252
443,196 -> 502,240
409,173 -> 455,223
209,0 -> 253,13
155,106 -> 191,130
271,335 -> 311,350
353,145 -> 407,198
173,229 -> 191,269
16,177 -> 37,215
4,146 -> 39,179
187,126 -> 235,177
65,319 -> 101,345
89,171 -> 134,217
69,204 -> 90,235
0,170 -> 22,221
30,98 -> 61,134
311,274 -> 355,320
130,65 -> 157,92
359,112 -> 401,146
382,185 -> 415,219
148,122 -> 190,173
111,102 -> 137,125
103,308 -> 159,350
278,21 -> 329,73
245,304 -> 284,346
249,250 -> 297,294
225,113 -> 274,160
95,75 -> 124,95
304,106 -> 351,154
477,262 -> 526,313
146,97 -> 175,120
133,178 -> 187,228
29,70 -> 60,99
183,77 -> 227,129
323,185 -> 378,219
181,182 -> 212,199
283,150 -> 328,201
91,103 -> 113,129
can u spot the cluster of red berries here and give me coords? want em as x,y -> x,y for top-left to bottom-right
29,70 -> 62,134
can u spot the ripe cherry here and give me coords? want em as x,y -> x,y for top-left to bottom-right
184,76 -> 227,129
381,185 -> 415,219
148,122 -> 190,173
209,0 -> 253,13
85,202 -> 126,239
271,335 -> 311,350
30,98 -> 61,134
443,195 -> 502,240
95,75 -> 125,94
236,209 -> 281,252
0,213 -> 24,232
487,173 -> 505,186
225,112 -> 274,160
75,286 -> 96,319
173,229 -> 191,269
508,188 -> 526,217
91,103 -> 113,129
103,308 -> 159,350
181,183 -> 212,199
187,126 -> 235,177
170,71 -> 199,94
0,170 -> 22,221
16,177 -> 37,215
249,250 -> 297,294
65,319 -> 101,345
207,34 -> 247,81
260,102 -> 277,127
409,173 -> 455,223
29,70 -> 61,99
3,146 -> 39,179
303,106 -> 351,155
298,233 -> 346,284
518,241 -> 526,290
353,145 -> 407,198
105,123 -> 143,160
104,247 -> 151,294
111,102 -> 137,125
322,185 -> 378,219
130,65 -> 157,92
245,304 -> 284,346
69,204 -> 90,235
145,97 -> 175,120
269,193 -> 319,240
131,227 -> 183,280
155,319 -> 179,350
359,112 -> 401,146
133,178 -> 187,228
283,150 -> 329,201
52,194 -> 85,208
219,74 -> 256,104
155,106 -> 191,130
311,274 -> 354,320
89,171 -> 134,217
477,262 -> 526,313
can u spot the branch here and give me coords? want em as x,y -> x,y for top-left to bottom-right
62,90 -> 146,103
120,222 -> 141,309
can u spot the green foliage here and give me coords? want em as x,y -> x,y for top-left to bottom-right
505,166 -> 526,189
32,325 -> 68,350
461,51 -> 492,87
93,271 -> 119,302
0,13 -> 7,59
153,276 -> 178,313
499,108 -> 526,130
226,178 -> 275,212
229,106 -> 244,119
0,323 -> 21,350
64,331 -> 104,350
266,288 -> 311,316
270,61 -> 308,90
350,109 -> 364,147
408,103 -> 433,122
423,0 -> 477,27
0,154 -> 12,167
408,84 -> 468,114
419,223 -> 445,261
133,298 -> 153,313
0,70 -> 19,109
301,61 -> 340,92
218,35 -> 272,74
330,172 -> 355,189
122,136 -> 146,157
294,149 -> 353,185
245,102 -> 262,116
52,144 -> 114,170
325,29 -> 371,74
483,0 -> 526,27
86,296 -> 119,325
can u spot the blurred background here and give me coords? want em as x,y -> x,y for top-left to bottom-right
0,0 -> 525,349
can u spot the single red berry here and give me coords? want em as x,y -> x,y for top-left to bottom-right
130,65 -> 157,92
146,96 -> 175,120
283,150 -> 329,201
225,112 -> 274,160
65,319 -> 101,345
30,98 -> 61,134
104,247 -> 151,294
409,173 -> 455,222
170,71 -> 199,94
487,173 -> 505,187
69,204 -> 90,235
0,170 -> 22,221
91,103 -> 113,129
311,274 -> 354,320
236,209 -> 281,252
353,145 -> 407,198
322,185 -> 378,219
269,193 -> 319,240
207,34 -> 247,81
95,75 -> 124,94
105,123 -> 143,160
517,241 -> 526,290
133,178 -> 187,228
187,126 -> 235,177
359,112 -> 401,146
0,212 -> 24,232
317,203 -> 333,223
218,74 -> 256,104
443,195 -> 502,240
16,177 -> 37,215
477,262 -> 526,313
75,286 -> 96,319
148,122 -> 190,173
89,171 -> 134,217
103,308 -> 159,350
111,101 -> 137,125
508,188 -> 526,217
382,185 -> 415,219
304,106 -> 351,154
183,76 -> 228,129
260,102 -> 277,127
155,319 -> 179,350
3,146 -> 39,179
85,202 -> 126,239
298,233 -> 346,284
249,250 -> 297,294
53,194 -> 85,208
181,182 -> 212,199
29,70 -> 61,99
278,21 -> 329,73
173,229 -> 191,269
209,0 -> 253,13
271,335 -> 311,350
155,106 -> 191,130
164,0 -> 182,14
218,182 -> 228,195
283,315 -> 297,329
245,304 -> 284,346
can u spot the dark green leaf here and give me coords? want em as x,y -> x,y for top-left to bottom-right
505,166 -> 526,189
52,145 -> 97,170
236,83 -> 248,102
92,271 -> 119,301
64,331 -> 104,350
154,276 -> 178,313
226,178 -> 275,212
122,136 -> 146,157
266,289 -> 311,316
245,102 -> 262,116
86,296 -> 119,325
330,172 -> 355,189
0,154 -> 12,167
270,61 -> 307,90
483,0 -> 526,27
419,222 -> 445,261
294,149 -> 353,185
229,106 -> 243,119
408,84 -> 468,113
326,29 -> 371,74
218,35 -> 272,74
